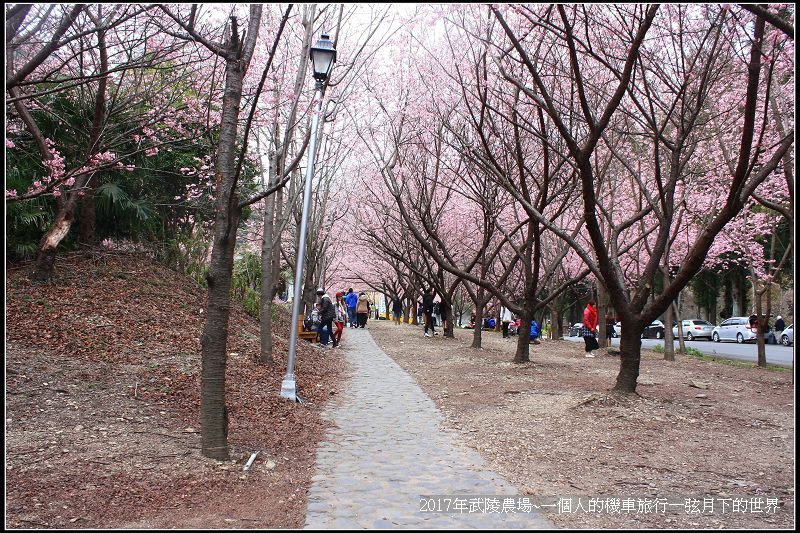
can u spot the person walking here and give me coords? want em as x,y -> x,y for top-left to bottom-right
334,292 -> 347,347
392,296 -> 403,325
316,288 -> 336,348
422,288 -> 437,337
583,300 -> 599,357
501,306 -> 513,338
356,291 -> 371,328
605,312 -> 615,343
344,288 -> 358,328
775,315 -> 786,332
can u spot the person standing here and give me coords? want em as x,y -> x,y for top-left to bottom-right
775,315 -> 785,332
356,291 -> 371,328
583,300 -> 599,357
392,296 -> 403,325
316,288 -> 336,348
440,299 -> 451,335
501,306 -> 513,338
605,312 -> 615,343
530,319 -> 541,344
344,288 -> 358,328
422,288 -> 437,337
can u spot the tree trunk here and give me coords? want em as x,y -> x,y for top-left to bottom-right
598,284 -> 608,348
663,300 -> 675,361
550,306 -> 559,340
31,187 -> 83,282
471,288 -> 484,348
31,21 -> 107,281
755,290 -> 767,368
514,304 -> 532,363
614,325 -> 644,393
199,6 -> 263,459
259,161 -> 278,364
443,296 -> 455,338
200,206 -> 240,460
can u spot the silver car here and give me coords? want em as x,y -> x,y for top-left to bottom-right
712,316 -> 757,343
672,319 -> 715,341
780,324 -> 793,346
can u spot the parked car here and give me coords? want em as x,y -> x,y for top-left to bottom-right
672,319 -> 715,341
712,316 -> 757,343
780,324 -> 793,346
568,323 -> 583,337
642,320 -> 675,339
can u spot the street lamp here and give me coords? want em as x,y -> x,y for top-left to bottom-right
280,33 -> 337,402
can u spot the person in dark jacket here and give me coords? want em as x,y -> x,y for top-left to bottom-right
392,296 -> 403,325
775,316 -> 786,332
422,288 -> 437,337
316,288 -> 336,347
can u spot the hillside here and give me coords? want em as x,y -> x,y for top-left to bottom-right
6,251 -> 346,528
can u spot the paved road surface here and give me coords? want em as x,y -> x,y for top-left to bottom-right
564,335 -> 794,367
305,327 -> 553,529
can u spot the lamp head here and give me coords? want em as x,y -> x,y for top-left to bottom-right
310,33 -> 336,81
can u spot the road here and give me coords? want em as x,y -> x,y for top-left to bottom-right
563,335 -> 795,368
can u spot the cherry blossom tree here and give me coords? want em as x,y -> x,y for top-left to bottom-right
491,4 -> 793,391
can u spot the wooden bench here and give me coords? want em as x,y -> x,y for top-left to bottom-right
297,313 -> 318,343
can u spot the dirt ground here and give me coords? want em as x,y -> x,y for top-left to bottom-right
6,253 -> 346,529
370,320 -> 795,529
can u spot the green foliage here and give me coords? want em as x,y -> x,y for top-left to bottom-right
232,252 -> 263,319
690,269 -> 721,318
155,227 -> 212,288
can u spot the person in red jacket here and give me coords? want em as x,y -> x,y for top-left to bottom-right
583,300 -> 599,357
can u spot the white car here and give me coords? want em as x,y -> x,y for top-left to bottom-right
780,324 -> 793,346
712,317 -> 757,343
672,319 -> 715,341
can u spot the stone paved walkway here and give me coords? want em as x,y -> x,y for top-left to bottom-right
304,327 -> 553,529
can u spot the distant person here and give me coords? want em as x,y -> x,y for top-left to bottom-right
433,301 -> 441,329
417,301 -> 424,324
344,288 -> 358,328
501,306 -> 513,338
530,319 -> 541,344
605,312 -> 614,343
775,315 -> 785,332
356,291 -> 371,328
334,292 -> 347,347
392,296 -> 403,325
583,300 -> 599,357
440,299 -> 451,335
422,288 -> 437,337
316,289 -> 336,348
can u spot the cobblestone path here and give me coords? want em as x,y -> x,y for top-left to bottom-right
304,328 -> 553,529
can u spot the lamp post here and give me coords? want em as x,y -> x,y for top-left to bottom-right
281,33 -> 337,402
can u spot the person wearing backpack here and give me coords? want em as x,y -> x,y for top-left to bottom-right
316,288 -> 337,348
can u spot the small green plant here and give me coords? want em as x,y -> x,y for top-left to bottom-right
652,343 -> 664,353
241,287 -> 260,319
684,346 -> 704,358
